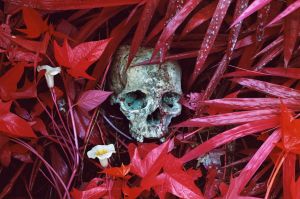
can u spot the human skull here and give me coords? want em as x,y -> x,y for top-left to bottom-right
108,46 -> 182,142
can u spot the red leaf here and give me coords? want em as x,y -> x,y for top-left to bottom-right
54,39 -> 110,79
189,0 -> 233,88
180,92 -> 203,110
152,0 -> 202,61
254,45 -> 282,70
145,0 -> 184,43
0,62 -> 25,100
128,142 -> 159,159
283,153 -> 296,199
268,0 -> 300,26
280,103 -> 300,152
102,164 -> 130,178
232,78 -> 300,99
127,0 -> 159,67
0,24 -> 11,49
50,145 -> 70,185
7,47 -> 42,63
153,171 -> 204,199
180,119 -> 278,163
200,0 -> 249,102
17,7 -> 48,38
128,142 -> 205,198
181,1 -> 218,37
254,35 -> 283,58
130,139 -> 174,177
283,2 -> 300,67
76,90 -> 112,111
53,40 -> 73,68
291,176 -> 300,199
0,101 -> 12,114
72,39 -> 110,71
32,118 -> 48,136
224,67 -> 300,79
186,167 -> 202,180
71,187 -> 107,199
226,130 -> 281,197
11,79 -> 37,100
6,0 -> 143,10
75,7 -> 123,43
0,143 -> 11,167
11,33 -> 50,54
0,112 -> 36,138
9,143 -> 32,163
85,9 -> 141,89
262,67 -> 300,79
231,0 -> 272,27
203,98 -> 300,111
175,109 -> 279,128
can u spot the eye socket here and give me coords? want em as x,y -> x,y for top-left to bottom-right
122,90 -> 147,110
162,92 -> 181,109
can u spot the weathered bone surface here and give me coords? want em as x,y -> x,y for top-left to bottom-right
108,46 -> 182,142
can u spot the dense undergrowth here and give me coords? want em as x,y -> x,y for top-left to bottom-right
0,0 -> 300,198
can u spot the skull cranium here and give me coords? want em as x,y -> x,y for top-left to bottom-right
108,46 -> 182,142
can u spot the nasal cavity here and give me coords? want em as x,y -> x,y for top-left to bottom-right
147,109 -> 161,125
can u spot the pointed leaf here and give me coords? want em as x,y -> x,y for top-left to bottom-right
181,1 -> 218,36
153,172 -> 204,199
268,0 -> 300,26
130,139 -> 174,177
231,0 -> 272,27
17,7 -> 48,38
226,130 -> 281,197
283,4 -> 300,67
71,187 -> 107,199
145,0 -> 184,43
232,78 -> 300,99
53,40 -> 73,68
54,39 -> 110,79
102,164 -> 130,178
175,109 -> 279,128
262,67 -> 300,79
254,35 -> 283,58
0,62 -> 25,100
76,90 -> 112,111
0,112 -> 36,138
11,33 -> 50,54
50,145 -> 70,185
203,98 -> 300,111
72,39 -> 110,70
85,9 -> 141,89
0,101 -> 12,114
152,0 -> 202,61
254,45 -> 282,70
127,0 -> 159,67
283,153 -> 296,199
181,119 -> 278,163
189,0 -> 233,87
280,103 -> 300,152
200,0 -> 249,102
75,7 -> 123,42
6,0 -> 143,10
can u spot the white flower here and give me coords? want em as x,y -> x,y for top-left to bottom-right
87,144 -> 116,167
37,65 -> 61,88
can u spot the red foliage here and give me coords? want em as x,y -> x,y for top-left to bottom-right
1,0 -> 300,198
17,7 -> 48,38
54,39 -> 110,79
